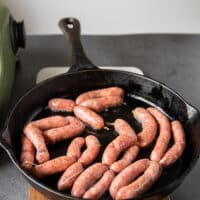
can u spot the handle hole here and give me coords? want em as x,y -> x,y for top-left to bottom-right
67,22 -> 74,29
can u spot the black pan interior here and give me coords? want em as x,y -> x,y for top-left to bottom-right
6,69 -> 200,199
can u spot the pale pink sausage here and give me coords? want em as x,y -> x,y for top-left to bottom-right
83,170 -> 115,199
43,116 -> 85,144
20,135 -> 35,170
80,96 -> 123,112
110,145 -> 140,173
114,118 -> 137,142
48,98 -> 76,112
132,107 -> 157,147
116,161 -> 162,200
71,163 -> 108,198
76,87 -> 124,105
78,135 -> 101,166
102,135 -> 136,166
109,159 -> 150,199
73,105 -> 104,130
66,137 -> 85,160
23,123 -> 49,164
160,120 -> 186,167
33,156 -> 76,178
147,107 -> 171,162
32,115 -> 69,130
57,162 -> 84,191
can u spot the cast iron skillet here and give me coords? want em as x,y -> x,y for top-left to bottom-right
0,18 -> 200,200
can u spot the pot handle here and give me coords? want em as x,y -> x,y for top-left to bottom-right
59,18 -> 99,72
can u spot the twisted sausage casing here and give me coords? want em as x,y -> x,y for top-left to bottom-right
43,116 -> 85,144
71,163 -> 108,198
132,107 -> 157,147
76,87 -> 124,105
73,106 -> 104,130
20,135 -> 35,170
160,120 -> 186,167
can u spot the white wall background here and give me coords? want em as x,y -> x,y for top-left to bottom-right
1,0 -> 200,35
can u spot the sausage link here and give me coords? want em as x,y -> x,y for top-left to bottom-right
57,162 -> 84,191
116,161 -> 162,200
110,145 -> 140,173
71,163 -> 108,198
109,159 -> 150,199
48,98 -> 76,112
66,137 -> 85,160
160,120 -> 186,167
43,116 -> 85,144
114,118 -> 137,141
32,115 -> 69,130
83,170 -> 115,199
132,107 -> 157,147
147,107 -> 171,162
78,135 -> 101,166
73,105 -> 104,130
80,96 -> 123,113
33,156 -> 76,178
76,87 -> 124,105
20,135 -> 35,170
24,123 -> 49,164
102,135 -> 136,166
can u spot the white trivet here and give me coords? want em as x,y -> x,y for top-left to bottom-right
36,66 -> 144,83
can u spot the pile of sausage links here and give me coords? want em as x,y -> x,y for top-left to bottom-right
20,87 -> 186,200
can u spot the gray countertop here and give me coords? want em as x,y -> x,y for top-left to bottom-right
1,34 -> 200,200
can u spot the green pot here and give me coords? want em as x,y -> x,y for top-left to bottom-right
0,6 -> 25,129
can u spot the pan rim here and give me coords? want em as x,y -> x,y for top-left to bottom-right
7,69 -> 200,124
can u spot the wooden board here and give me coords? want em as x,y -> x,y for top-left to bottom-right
29,186 -> 171,200
29,186 -> 51,200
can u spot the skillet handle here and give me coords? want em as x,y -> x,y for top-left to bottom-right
0,127 -> 12,154
59,18 -> 99,72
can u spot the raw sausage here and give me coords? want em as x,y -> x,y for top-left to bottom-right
114,118 -> 137,141
20,135 -> 35,170
115,161 -> 162,200
147,107 -> 171,162
33,156 -> 76,178
132,107 -> 157,147
71,163 -> 108,198
110,145 -> 140,173
24,123 -> 49,164
76,87 -> 124,105
83,170 -> 115,199
78,135 -> 101,166
43,116 -> 85,144
109,159 -> 150,199
80,96 -> 123,112
32,115 -> 69,130
66,137 -> 85,160
73,106 -> 104,130
160,120 -> 186,167
66,135 -> 100,166
102,135 -> 136,166
48,98 -> 76,112
57,162 -> 84,191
